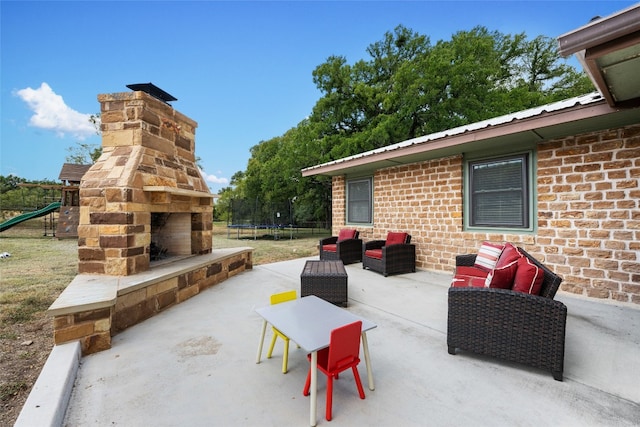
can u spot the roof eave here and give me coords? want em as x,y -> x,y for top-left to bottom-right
557,4 -> 640,57
302,98 -> 620,177
557,4 -> 640,108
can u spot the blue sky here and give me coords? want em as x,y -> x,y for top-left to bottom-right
1,1 -> 637,193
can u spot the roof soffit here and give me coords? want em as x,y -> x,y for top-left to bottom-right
557,4 -> 640,108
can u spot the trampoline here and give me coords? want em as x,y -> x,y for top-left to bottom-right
226,223 -> 298,240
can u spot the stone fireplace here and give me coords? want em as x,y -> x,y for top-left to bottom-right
78,88 -> 213,275
49,86 -> 252,355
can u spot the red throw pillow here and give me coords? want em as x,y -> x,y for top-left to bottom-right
337,229 -> 357,241
386,232 -> 408,245
474,242 -> 504,272
512,256 -> 544,295
485,260 -> 519,289
495,242 -> 521,268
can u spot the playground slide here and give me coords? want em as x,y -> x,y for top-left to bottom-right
0,202 -> 62,232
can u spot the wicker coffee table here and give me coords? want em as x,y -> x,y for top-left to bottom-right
300,260 -> 348,306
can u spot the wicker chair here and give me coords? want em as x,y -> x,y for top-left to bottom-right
362,232 -> 416,277
447,247 -> 566,381
319,229 -> 363,265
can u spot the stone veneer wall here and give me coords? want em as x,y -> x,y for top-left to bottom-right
78,91 -> 213,276
51,250 -> 252,355
331,124 -> 640,305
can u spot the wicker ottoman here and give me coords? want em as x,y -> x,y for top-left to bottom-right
300,260 -> 348,307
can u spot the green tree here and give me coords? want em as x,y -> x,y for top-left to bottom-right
234,25 -> 593,228
65,142 -> 102,164
214,186 -> 234,222
0,176 -> 60,212
65,113 -> 103,164
0,175 -> 26,194
310,25 -> 592,148
516,35 -> 592,101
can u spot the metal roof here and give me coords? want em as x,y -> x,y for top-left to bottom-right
351,92 -> 601,155
302,92 -> 640,177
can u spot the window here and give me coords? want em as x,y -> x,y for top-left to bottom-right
468,154 -> 530,229
347,178 -> 372,224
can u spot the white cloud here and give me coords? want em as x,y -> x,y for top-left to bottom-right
15,82 -> 96,140
200,169 -> 229,185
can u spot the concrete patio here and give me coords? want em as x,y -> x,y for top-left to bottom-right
19,256 -> 640,426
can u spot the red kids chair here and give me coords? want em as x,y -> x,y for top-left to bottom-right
303,320 -> 365,421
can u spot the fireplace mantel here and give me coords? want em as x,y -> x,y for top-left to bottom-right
143,186 -> 214,198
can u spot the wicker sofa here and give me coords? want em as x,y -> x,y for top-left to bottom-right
447,247 -> 567,381
319,229 -> 363,265
362,232 -> 416,276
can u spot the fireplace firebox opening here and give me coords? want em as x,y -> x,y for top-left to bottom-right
150,212 -> 192,261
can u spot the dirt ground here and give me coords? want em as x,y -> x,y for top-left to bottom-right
0,313 -> 53,425
0,220 -> 69,426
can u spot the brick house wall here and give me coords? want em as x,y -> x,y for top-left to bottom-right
331,123 -> 640,305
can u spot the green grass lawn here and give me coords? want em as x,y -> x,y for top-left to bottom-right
0,219 -> 329,327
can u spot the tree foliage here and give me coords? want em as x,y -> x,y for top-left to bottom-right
65,113 -> 102,165
227,25 -> 593,227
65,142 -> 102,165
0,176 -> 61,214
0,175 -> 26,194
